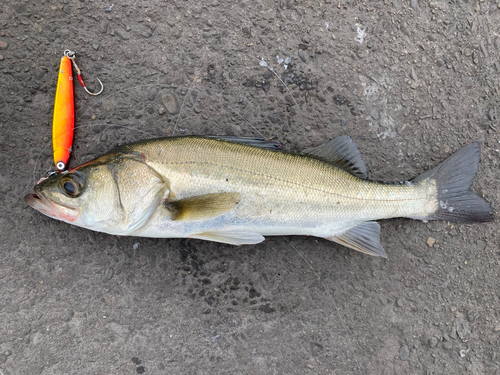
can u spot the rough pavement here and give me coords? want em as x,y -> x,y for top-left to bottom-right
1,1 -> 499,374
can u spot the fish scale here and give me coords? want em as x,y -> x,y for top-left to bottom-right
135,137 -> 432,223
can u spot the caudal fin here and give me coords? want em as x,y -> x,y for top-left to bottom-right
413,143 -> 493,223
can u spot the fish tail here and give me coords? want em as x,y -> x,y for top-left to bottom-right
412,143 -> 493,223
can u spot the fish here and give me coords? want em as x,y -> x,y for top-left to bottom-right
25,136 -> 494,258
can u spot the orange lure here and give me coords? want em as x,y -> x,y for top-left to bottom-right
52,50 -> 103,171
52,53 -> 75,171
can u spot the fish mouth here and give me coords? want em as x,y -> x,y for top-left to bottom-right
24,187 -> 79,222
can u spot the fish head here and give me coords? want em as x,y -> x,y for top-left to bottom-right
25,164 -> 121,230
25,153 -> 167,235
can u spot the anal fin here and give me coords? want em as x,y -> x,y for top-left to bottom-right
326,221 -> 387,258
190,230 -> 265,245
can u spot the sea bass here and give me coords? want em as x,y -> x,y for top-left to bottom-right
25,136 -> 493,258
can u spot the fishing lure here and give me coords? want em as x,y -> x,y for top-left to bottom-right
52,50 -> 103,171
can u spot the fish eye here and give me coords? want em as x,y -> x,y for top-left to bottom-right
60,172 -> 85,197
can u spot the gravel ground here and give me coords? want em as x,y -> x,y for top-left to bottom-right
1,1 -> 500,374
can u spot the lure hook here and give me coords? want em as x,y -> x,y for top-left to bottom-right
64,49 -> 104,96
82,77 -> 104,96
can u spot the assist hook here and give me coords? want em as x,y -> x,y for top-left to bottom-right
64,49 -> 104,96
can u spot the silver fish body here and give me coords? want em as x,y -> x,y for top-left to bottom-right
25,136 -> 493,257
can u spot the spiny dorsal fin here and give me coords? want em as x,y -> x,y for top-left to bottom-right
302,135 -> 368,179
326,221 -> 387,258
164,193 -> 241,222
190,230 -> 265,245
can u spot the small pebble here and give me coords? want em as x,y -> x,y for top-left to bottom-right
429,337 -> 438,348
399,345 -> 410,360
104,267 -> 114,281
161,92 -> 180,114
427,237 -> 436,247
480,41 -> 488,58
115,30 -> 129,40
428,34 -> 438,42
443,341 -> 452,350
298,49 -> 307,63
472,51 -> 479,65
158,107 -> 166,115
0,40 -> 8,49
99,21 -> 109,34
410,67 -> 418,80
487,109 -> 497,121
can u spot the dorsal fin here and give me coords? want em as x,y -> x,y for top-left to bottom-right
206,136 -> 282,150
302,136 -> 368,179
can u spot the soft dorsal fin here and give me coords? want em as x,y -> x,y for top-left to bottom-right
164,193 -> 241,222
326,221 -> 387,258
302,136 -> 368,179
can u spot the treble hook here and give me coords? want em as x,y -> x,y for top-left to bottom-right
64,49 -> 104,96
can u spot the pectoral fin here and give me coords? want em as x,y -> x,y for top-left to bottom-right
190,230 -> 265,245
164,193 -> 241,221
326,221 -> 387,258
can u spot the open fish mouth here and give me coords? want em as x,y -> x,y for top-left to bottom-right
24,187 -> 79,222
